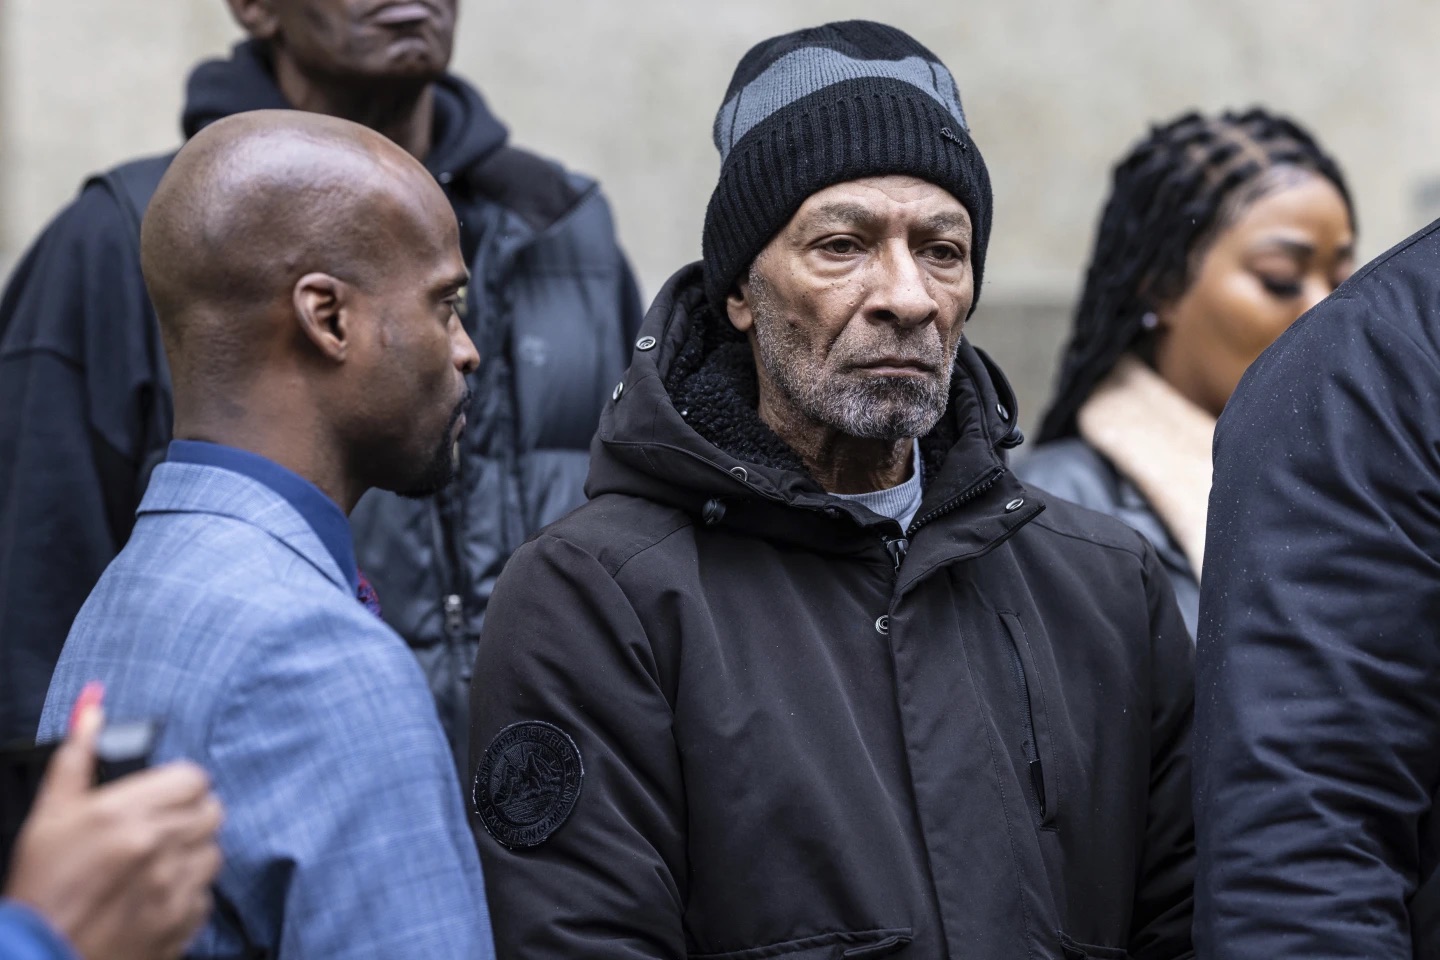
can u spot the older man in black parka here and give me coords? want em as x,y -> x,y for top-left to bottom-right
469,21 -> 1195,960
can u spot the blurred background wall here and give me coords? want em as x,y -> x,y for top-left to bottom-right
2,0 -> 1435,431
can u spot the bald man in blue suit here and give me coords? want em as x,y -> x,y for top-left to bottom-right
38,109 -> 492,959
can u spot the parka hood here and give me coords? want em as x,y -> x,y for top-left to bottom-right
181,40 -> 509,180
587,263 -> 1035,556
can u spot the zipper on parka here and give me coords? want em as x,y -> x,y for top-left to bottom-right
899,464 -> 1049,821
436,456 -> 471,660
874,466 -> 1008,574
878,464 -> 1050,823
1003,625 -> 1047,821
904,466 -> 1004,538
882,536 -> 909,571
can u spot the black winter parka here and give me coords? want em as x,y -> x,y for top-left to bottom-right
469,266 -> 1195,960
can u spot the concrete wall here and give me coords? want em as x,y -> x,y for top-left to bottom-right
4,1 -> 1436,431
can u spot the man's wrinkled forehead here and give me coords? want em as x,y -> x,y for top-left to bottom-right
788,181 -> 973,237
801,202 -> 972,235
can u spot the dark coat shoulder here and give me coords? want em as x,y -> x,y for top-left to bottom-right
1196,218 -> 1440,960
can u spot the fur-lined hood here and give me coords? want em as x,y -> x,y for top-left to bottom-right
585,263 -> 1033,554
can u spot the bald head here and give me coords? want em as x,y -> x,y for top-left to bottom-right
143,109 -> 479,509
141,109 -> 457,379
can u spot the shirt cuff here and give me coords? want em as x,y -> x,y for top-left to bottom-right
0,899 -> 80,960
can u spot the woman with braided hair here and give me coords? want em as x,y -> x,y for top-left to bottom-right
1017,107 -> 1356,634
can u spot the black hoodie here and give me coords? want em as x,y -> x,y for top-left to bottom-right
469,264 -> 1194,960
0,41 -> 641,759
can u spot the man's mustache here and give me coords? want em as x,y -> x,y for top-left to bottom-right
841,339 -> 950,373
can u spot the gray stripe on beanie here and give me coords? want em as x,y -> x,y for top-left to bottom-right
712,47 -> 969,161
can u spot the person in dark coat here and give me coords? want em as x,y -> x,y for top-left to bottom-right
468,22 -> 1195,959
1017,109 -> 1356,636
1193,184 -> 1440,953
0,0 -> 642,762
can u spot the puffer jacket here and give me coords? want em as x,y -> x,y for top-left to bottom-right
1016,441 -> 1199,635
468,264 -> 1195,960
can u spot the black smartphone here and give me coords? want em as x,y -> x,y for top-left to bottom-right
0,718 -> 162,881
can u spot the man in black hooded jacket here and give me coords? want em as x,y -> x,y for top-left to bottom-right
0,0 -> 641,760
468,22 -> 1194,960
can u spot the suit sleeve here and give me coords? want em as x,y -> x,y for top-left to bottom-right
0,186 -> 167,743
207,610 -> 493,960
469,534 -> 686,960
1194,302 -> 1440,959
1129,547 -> 1196,960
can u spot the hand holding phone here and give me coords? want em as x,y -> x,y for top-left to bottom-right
3,685 -> 225,960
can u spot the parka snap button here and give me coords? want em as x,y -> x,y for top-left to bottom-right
997,402 -> 1011,421
635,336 -> 657,351
612,381 -> 624,401
729,466 -> 749,482
875,615 -> 890,635
1005,497 -> 1025,512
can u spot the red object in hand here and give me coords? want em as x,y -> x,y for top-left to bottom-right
68,682 -> 105,732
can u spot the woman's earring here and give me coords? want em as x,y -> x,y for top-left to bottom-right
1140,311 -> 1160,331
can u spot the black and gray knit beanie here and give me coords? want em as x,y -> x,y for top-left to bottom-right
701,20 -> 993,311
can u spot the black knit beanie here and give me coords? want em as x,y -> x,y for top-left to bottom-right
702,20 -> 993,311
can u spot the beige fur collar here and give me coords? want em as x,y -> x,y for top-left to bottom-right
1076,354 -> 1215,575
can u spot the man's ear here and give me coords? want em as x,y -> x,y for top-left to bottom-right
726,276 -> 756,334
293,273 -> 354,363
225,0 -> 279,41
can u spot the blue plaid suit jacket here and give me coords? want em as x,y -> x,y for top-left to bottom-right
39,462 -> 494,959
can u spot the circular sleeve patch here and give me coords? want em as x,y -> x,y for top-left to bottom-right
473,720 -> 584,848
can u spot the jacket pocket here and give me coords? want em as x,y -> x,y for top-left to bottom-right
691,928 -> 913,960
1000,612 -> 1058,827
1059,932 -> 1129,959
841,933 -> 912,959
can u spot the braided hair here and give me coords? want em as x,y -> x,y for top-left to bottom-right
1034,107 -> 1354,443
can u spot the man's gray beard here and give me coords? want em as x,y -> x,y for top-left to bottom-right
750,281 -> 953,442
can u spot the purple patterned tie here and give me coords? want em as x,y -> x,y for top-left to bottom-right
356,572 -> 383,619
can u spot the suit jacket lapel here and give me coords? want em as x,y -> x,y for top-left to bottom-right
137,462 -> 352,593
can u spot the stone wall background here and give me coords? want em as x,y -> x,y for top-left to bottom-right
3,0 -> 1435,431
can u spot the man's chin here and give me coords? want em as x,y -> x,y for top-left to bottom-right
377,40 -> 452,78
814,379 -> 948,441
392,454 -> 460,500
835,409 -> 943,442
344,45 -> 451,87
395,478 -> 453,500
401,477 -> 455,501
